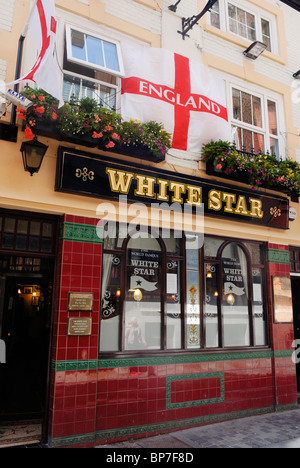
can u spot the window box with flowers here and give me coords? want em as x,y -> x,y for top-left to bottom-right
202,140 -> 300,202
18,89 -> 171,163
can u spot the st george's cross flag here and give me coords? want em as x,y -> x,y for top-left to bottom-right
10,0 -> 63,106
121,42 -> 231,153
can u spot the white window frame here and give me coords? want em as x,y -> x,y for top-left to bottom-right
209,0 -> 278,54
210,70 -> 285,158
65,24 -> 125,78
62,70 -> 119,111
228,79 -> 284,157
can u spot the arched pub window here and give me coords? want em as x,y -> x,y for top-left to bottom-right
99,227 -> 268,354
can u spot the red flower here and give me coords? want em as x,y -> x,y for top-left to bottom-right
35,106 -> 45,114
92,131 -> 103,139
24,127 -> 34,140
52,112 -> 58,120
38,96 -> 45,102
112,133 -> 120,140
17,112 -> 27,121
105,141 -> 115,149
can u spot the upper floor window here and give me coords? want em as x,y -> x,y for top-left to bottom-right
210,0 -> 277,53
63,24 -> 124,111
66,26 -> 124,76
231,86 -> 280,156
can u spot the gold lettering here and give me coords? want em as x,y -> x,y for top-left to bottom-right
222,192 -> 236,213
186,185 -> 202,206
249,198 -> 264,219
134,175 -> 157,199
169,182 -> 186,204
234,196 -> 249,216
106,168 -> 134,194
208,190 -> 222,211
157,179 -> 169,202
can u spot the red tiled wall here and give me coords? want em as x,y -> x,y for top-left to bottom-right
48,215 -> 102,447
267,244 -> 297,407
47,234 -> 298,447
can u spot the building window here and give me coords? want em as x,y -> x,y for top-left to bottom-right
66,26 -> 124,76
210,1 -> 277,53
0,213 -> 56,255
99,226 -> 268,354
231,86 -> 279,156
63,25 -> 124,110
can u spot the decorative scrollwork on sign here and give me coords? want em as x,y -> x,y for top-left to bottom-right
75,167 -> 95,182
270,207 -> 281,217
102,305 -> 116,318
167,260 -> 178,270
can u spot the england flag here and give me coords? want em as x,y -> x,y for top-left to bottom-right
121,42 -> 231,154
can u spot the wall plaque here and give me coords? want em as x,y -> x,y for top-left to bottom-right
68,292 -> 94,312
67,318 -> 92,336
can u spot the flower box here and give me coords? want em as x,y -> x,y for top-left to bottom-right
19,89 -> 172,164
97,141 -> 165,163
205,160 -> 299,202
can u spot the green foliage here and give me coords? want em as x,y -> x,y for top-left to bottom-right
19,88 -> 172,159
202,140 -> 300,195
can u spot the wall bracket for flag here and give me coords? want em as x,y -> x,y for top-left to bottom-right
178,0 -> 218,39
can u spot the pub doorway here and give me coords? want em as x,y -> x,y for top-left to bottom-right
0,210 -> 58,447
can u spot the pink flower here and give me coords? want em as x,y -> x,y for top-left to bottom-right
112,133 -> 120,140
105,141 -> 115,149
105,125 -> 114,132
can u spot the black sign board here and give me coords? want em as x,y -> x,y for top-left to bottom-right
55,147 -> 289,229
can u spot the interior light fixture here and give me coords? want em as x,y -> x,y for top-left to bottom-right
227,293 -> 236,306
133,289 -> 143,302
243,41 -> 267,60
20,137 -> 48,176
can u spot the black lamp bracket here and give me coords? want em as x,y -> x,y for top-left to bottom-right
178,0 -> 218,39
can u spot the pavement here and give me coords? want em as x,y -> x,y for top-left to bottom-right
96,408 -> 300,449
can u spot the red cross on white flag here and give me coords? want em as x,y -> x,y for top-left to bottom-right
121,42 -> 231,154
11,0 -> 63,106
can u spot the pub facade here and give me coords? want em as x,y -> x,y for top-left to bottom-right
0,0 -> 300,448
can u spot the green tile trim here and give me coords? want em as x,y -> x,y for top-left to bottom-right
166,372 -> 225,410
274,349 -> 294,358
97,350 -> 273,369
94,406 -> 274,444
60,222 -> 102,244
51,349 -> 292,373
266,249 -> 290,265
50,404 -> 298,447
51,359 -> 98,372
50,432 -> 95,448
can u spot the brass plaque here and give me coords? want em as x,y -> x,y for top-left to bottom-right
67,318 -> 92,336
68,293 -> 94,312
